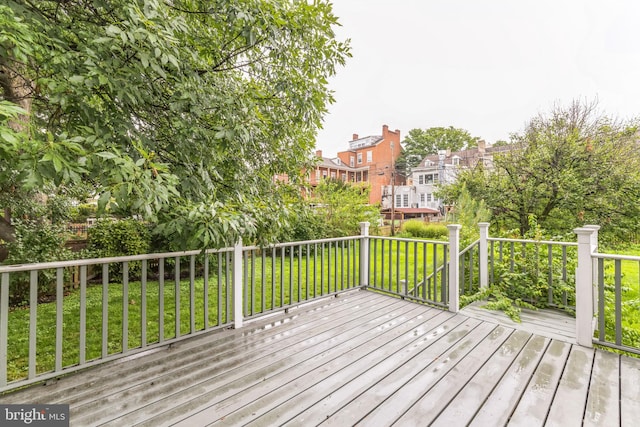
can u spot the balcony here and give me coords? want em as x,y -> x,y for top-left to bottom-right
1,224 -> 639,425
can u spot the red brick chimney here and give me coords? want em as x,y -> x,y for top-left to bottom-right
382,124 -> 389,137
352,133 -> 359,141
315,149 -> 322,157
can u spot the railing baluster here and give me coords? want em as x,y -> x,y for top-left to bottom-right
271,248 -> 276,309
204,254 -> 209,329
55,268 -> 63,372
615,259 -> 622,345
1,272 -> 9,387
598,258 -> 605,342
29,271 -> 37,379
159,259 -> 165,342
547,245 -> 553,305
217,253 -> 222,326
103,264 -> 110,353
190,255 -> 195,334
298,245 -> 302,301
261,251 -> 266,313
142,260 -> 148,347
306,244 -> 310,300
80,265 -> 87,364
122,262 -> 129,353
174,257 -> 180,338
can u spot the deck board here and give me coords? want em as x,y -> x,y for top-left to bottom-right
1,289 -> 638,426
460,300 -> 576,343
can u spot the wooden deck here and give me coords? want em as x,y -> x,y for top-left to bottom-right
2,289 -> 639,426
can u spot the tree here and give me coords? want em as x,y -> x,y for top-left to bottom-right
311,179 -> 379,237
442,100 -> 640,238
0,1 -> 349,249
395,126 -> 480,175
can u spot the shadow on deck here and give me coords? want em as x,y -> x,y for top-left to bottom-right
2,290 -> 639,426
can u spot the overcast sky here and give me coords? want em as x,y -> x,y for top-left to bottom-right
315,0 -> 640,155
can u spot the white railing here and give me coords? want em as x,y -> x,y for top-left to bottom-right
3,222 -> 637,393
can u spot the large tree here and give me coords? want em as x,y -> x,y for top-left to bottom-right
440,100 -> 640,238
396,126 -> 479,175
0,0 -> 349,248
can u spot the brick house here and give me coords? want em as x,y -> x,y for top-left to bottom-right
309,125 -> 403,206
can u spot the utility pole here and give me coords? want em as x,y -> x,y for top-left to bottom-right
391,142 -> 395,236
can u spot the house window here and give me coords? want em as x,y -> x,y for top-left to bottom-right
322,170 -> 327,179
366,151 -> 372,163
395,194 -> 402,208
341,173 -> 346,181
350,156 -> 355,167
402,194 -> 409,207
420,193 -> 425,204
426,193 -> 432,202
357,153 -> 362,164
452,157 -> 460,166
330,171 -> 336,179
315,170 -> 320,181
419,175 -> 424,185
425,174 -> 433,184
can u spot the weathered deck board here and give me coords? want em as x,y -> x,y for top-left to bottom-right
460,300 -> 576,343
1,289 -> 638,427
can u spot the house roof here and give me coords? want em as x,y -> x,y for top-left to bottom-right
317,157 -> 368,172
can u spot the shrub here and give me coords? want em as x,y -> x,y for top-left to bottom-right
3,220 -> 73,306
401,220 -> 448,240
87,218 -> 151,279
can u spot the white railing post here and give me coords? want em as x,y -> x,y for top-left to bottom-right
447,224 -> 462,313
584,225 -> 601,329
359,222 -> 370,288
478,222 -> 490,289
233,239 -> 244,329
574,227 -> 596,347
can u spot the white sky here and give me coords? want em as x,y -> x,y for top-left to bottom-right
315,0 -> 640,154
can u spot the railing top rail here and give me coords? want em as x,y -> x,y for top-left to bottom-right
243,235 -> 361,252
459,239 -> 480,256
0,247 -> 235,273
487,237 -> 577,247
593,252 -> 640,262
370,236 -> 449,245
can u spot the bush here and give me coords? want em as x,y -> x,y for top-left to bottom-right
401,220 -> 448,240
3,220 -> 73,306
87,218 -> 151,279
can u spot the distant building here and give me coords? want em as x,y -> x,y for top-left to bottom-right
310,125 -> 403,205
382,140 -> 506,216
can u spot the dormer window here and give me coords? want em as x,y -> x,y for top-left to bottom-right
452,156 -> 460,166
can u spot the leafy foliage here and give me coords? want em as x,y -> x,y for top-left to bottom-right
461,217 -> 576,321
443,184 -> 491,246
3,220 -> 73,306
0,0 -> 350,249
442,100 -> 640,240
310,179 -> 380,238
87,218 -> 151,278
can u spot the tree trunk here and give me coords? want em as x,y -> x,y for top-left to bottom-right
0,216 -> 15,243
0,58 -> 34,132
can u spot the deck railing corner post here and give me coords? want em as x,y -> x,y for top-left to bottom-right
574,227 -> 596,347
478,222 -> 490,289
233,238 -> 244,329
447,224 -> 462,313
359,222 -> 370,288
